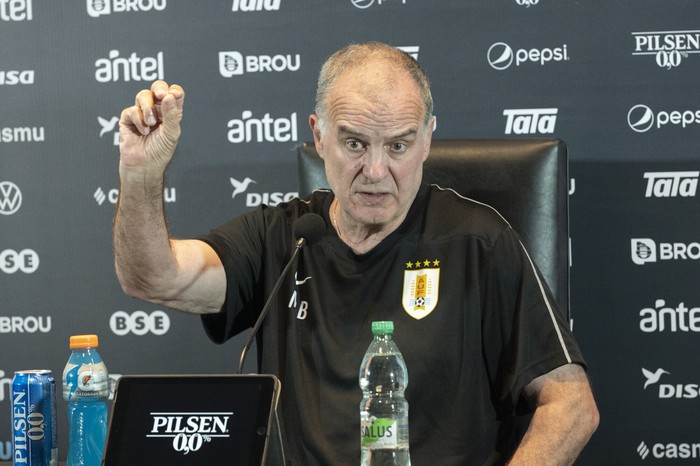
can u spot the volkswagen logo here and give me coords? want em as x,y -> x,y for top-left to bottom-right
0,181 -> 22,215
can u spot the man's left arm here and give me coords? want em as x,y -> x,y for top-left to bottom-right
508,363 -> 599,465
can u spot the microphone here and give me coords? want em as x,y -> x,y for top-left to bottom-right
237,213 -> 326,374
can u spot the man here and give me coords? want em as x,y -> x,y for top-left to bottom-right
114,42 -> 598,465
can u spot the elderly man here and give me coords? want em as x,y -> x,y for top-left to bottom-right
114,42 -> 598,465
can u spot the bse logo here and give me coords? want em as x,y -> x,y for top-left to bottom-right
0,249 -> 39,274
110,310 -> 170,336
644,171 -> 698,198
488,42 -> 568,70
147,412 -> 231,454
628,104 -> 700,132
87,0 -> 167,17
632,30 -> 700,69
0,181 -> 22,215
218,51 -> 300,77
230,177 -> 297,207
503,108 -> 557,135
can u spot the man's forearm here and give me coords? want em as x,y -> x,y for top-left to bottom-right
113,166 -> 176,300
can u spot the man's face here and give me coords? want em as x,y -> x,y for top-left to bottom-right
310,65 -> 433,236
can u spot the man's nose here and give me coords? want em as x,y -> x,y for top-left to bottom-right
361,146 -> 389,182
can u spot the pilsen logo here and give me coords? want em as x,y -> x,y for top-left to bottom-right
147,412 -> 231,454
402,259 -> 440,319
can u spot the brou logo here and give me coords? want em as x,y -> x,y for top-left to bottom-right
628,104 -> 700,133
639,299 -> 700,333
631,238 -> 700,265
87,0 -> 167,17
503,108 -> 557,135
488,42 -> 568,70
632,30 -> 700,69
0,181 -> 22,215
95,50 -> 164,83
0,0 -> 32,21
227,111 -> 297,143
218,51 -> 300,77
0,316 -> 51,334
148,412 -> 231,454
644,171 -> 698,198
231,0 -> 279,11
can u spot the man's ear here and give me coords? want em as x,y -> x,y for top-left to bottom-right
309,114 -> 324,158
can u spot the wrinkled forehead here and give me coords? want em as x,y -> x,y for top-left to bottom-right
324,64 -> 427,129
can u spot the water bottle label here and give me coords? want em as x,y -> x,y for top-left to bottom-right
361,417 -> 398,448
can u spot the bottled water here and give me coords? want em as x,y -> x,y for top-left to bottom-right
62,335 -> 109,466
359,321 -> 411,466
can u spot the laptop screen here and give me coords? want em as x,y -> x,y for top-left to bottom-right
103,374 -> 279,466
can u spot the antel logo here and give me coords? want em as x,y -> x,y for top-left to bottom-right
351,0 -> 406,9
0,249 -> 39,274
644,171 -> 698,198
227,111 -> 297,143
87,0 -> 167,17
95,50 -> 164,83
0,0 -> 32,21
643,367 -> 700,399
488,42 -> 568,70
639,299 -> 700,333
631,238 -> 700,265
218,51 -> 300,77
628,104 -> 700,132
147,412 -> 231,455
98,116 -> 120,145
230,177 -> 297,207
632,30 -> 700,69
110,310 -> 170,336
0,181 -> 22,215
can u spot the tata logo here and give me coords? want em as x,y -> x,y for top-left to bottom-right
232,0 -> 279,11
488,42 -> 568,70
0,181 -> 22,215
644,171 -> 698,198
503,108 -> 557,135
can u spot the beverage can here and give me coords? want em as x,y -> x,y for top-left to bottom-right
11,370 -> 58,466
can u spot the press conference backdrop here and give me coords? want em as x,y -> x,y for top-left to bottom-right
1,1 -> 699,464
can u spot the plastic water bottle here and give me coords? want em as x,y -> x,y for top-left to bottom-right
62,334 -> 110,466
359,321 -> 411,466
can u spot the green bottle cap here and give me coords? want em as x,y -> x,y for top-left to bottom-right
371,321 -> 394,335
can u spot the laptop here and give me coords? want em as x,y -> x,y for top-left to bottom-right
102,374 -> 282,466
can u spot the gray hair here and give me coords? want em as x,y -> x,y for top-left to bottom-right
314,42 -> 434,128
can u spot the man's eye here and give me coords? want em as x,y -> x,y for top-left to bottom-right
346,140 -> 364,150
390,142 -> 407,152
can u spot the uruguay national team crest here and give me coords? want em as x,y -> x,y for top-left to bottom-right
402,259 -> 440,320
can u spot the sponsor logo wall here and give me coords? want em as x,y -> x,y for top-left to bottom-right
1,2 -> 698,463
